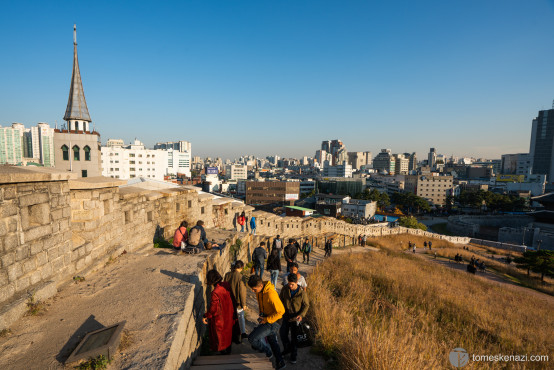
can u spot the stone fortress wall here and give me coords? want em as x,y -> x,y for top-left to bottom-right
0,167 -> 471,368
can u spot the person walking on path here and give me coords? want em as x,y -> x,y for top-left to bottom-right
272,235 -> 283,260
284,239 -> 298,272
424,241 -> 428,250
301,238 -> 312,264
282,263 -> 307,290
172,221 -> 188,250
324,238 -> 333,257
224,261 -> 248,339
428,240 -> 433,250
247,275 -> 286,370
238,212 -> 246,232
252,242 -> 268,278
279,273 -> 310,364
412,243 -> 416,253
266,248 -> 281,289
362,235 -> 367,246
250,216 -> 257,235
203,269 -> 236,355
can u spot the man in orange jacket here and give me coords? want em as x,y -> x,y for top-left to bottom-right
247,275 -> 286,370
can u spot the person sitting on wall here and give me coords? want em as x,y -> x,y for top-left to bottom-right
172,221 -> 188,251
205,239 -> 228,256
188,220 -> 208,250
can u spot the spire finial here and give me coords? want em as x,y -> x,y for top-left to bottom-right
73,24 -> 77,45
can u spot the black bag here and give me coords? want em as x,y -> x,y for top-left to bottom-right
295,320 -> 315,348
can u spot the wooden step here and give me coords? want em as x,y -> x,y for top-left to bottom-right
191,353 -> 273,369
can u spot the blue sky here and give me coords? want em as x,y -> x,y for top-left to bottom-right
1,0 -> 553,160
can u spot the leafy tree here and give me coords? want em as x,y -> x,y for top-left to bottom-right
531,251 -> 554,282
378,192 -> 390,208
515,250 -> 554,281
398,216 -> 427,231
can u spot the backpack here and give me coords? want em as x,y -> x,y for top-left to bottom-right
189,227 -> 201,246
274,239 -> 282,250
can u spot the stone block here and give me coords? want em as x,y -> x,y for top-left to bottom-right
47,246 -> 59,261
30,240 -> 43,255
24,225 -> 51,243
50,209 -> 63,221
43,233 -> 62,250
0,221 -> 7,237
15,246 -> 30,262
15,276 -> 30,292
71,200 -> 83,211
0,283 -> 15,304
2,203 -> 18,218
51,222 -> 60,233
51,257 -> 64,272
75,258 -> 85,271
0,272 -> 8,287
49,182 -> 62,194
1,253 -> 15,268
7,262 -> 23,282
3,186 -> 16,200
73,190 -> 92,200
6,217 -> 17,233
19,192 -> 49,207
23,258 -> 37,274
30,270 -> 41,285
40,263 -> 53,280
16,184 -> 34,193
59,219 -> 70,231
36,251 -> 48,266
62,206 -> 71,218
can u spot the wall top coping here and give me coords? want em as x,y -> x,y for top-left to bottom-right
69,176 -> 127,190
0,165 -> 78,184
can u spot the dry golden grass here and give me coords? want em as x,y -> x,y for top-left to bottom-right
308,245 -> 554,369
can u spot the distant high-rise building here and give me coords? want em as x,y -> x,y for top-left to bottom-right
428,148 -> 437,169
404,152 -> 417,171
393,154 -> 409,174
154,141 -> 192,153
373,149 -> 395,175
54,25 -> 101,178
530,107 -> 554,182
0,124 -> 25,165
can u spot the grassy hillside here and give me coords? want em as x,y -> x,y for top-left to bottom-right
308,237 -> 553,369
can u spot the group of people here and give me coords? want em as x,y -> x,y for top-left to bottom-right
172,220 -> 226,254
407,240 -> 433,253
203,260 -> 310,369
357,234 -> 367,246
237,211 -> 257,235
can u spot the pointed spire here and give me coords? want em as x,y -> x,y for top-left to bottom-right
64,24 -> 91,123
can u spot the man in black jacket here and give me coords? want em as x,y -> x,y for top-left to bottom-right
283,239 -> 297,272
252,242 -> 268,278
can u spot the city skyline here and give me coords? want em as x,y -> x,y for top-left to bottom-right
1,1 -> 554,159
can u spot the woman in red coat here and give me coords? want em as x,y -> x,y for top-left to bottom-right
202,269 -> 236,354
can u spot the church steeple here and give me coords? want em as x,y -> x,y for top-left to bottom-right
64,24 -> 91,132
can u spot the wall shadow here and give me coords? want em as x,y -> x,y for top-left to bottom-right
56,314 -> 105,364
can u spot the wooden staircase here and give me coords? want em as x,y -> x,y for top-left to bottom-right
191,353 -> 274,370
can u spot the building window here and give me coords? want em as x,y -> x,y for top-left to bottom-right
84,146 -> 91,161
81,170 -> 87,177
75,121 -> 79,131
61,145 -> 69,161
73,145 -> 80,161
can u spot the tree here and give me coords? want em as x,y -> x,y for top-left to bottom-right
531,251 -> 554,282
398,216 -> 427,231
378,192 -> 390,208
515,250 -> 554,281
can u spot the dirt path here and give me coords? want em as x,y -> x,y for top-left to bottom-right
407,248 -> 554,304
231,244 -> 375,369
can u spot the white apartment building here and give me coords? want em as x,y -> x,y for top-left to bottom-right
341,199 -> 377,219
322,161 -> 353,178
225,164 -> 247,180
0,122 -> 55,167
101,139 -> 191,180
405,174 -> 454,206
